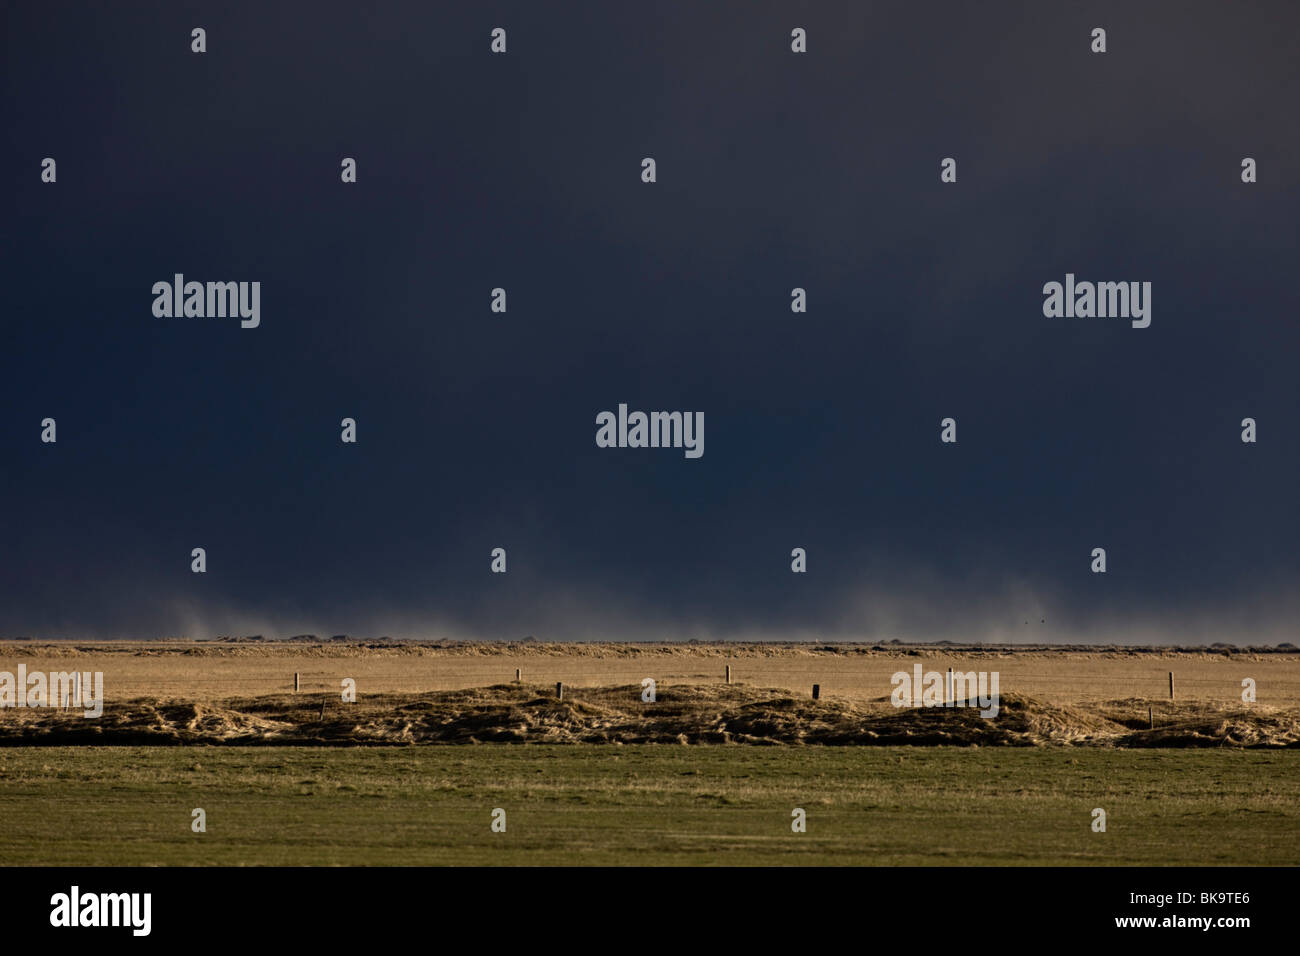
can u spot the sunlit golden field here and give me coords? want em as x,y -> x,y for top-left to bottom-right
2,640 -> 1295,705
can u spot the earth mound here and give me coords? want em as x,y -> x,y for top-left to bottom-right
2,683 -> 1296,747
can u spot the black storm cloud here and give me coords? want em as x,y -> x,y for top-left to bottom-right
2,1 -> 1297,642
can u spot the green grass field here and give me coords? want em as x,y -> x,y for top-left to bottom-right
1,746 -> 1295,865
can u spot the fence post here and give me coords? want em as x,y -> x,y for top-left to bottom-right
556,682 -> 563,700
1148,705 -> 1153,730
812,684 -> 820,700
515,668 -> 521,682
725,664 -> 731,684
1168,672 -> 1174,700
294,672 -> 300,693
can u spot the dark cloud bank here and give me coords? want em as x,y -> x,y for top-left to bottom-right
2,2 -> 1297,643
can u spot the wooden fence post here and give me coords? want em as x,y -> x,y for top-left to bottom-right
725,664 -> 731,684
1169,672 -> 1174,700
812,684 -> 820,700
294,672 -> 300,693
515,668 -> 521,682
556,682 -> 563,700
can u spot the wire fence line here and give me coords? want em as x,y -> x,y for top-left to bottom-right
57,672 -> 1272,685
23,666 -> 1289,703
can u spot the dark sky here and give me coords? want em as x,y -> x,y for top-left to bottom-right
3,1 -> 1298,643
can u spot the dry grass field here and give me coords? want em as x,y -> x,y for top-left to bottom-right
2,640 -> 1297,706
